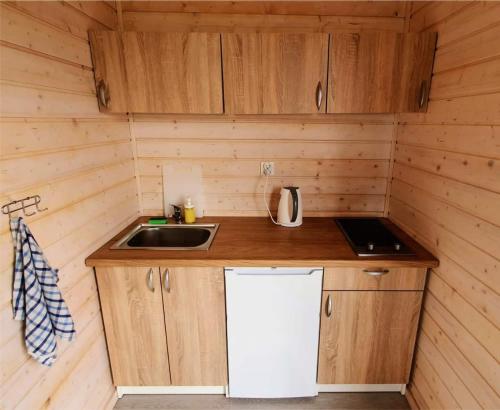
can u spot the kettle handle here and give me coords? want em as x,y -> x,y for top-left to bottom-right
289,187 -> 299,223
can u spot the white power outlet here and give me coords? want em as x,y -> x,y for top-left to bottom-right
261,161 -> 275,176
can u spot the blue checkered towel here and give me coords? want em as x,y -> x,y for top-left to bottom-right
10,217 -> 76,366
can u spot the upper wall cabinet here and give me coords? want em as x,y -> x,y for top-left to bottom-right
222,33 -> 329,114
88,31 -> 129,113
122,32 -> 223,113
328,32 -> 400,113
397,32 -> 437,112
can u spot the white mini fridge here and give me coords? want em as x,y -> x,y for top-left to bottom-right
225,267 -> 323,398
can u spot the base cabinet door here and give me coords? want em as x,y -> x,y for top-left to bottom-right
161,267 -> 227,385
95,267 -> 171,386
318,291 -> 422,384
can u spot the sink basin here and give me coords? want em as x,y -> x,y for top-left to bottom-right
111,223 -> 219,250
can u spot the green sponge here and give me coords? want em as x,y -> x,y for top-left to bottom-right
148,217 -> 168,224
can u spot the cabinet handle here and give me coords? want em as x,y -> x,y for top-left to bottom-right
316,81 -> 323,111
146,268 -> 155,292
326,294 -> 332,318
418,80 -> 427,109
363,268 -> 390,276
97,79 -> 110,108
163,268 -> 170,292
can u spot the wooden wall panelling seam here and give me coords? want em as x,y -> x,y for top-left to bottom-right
132,116 -> 394,215
409,2 -> 473,33
328,32 -> 401,113
120,2 -> 408,18
0,0 -> 133,408
4,1 -> 110,41
0,4 -> 93,67
129,116 -> 144,214
122,12 -> 406,33
65,0 -> 118,30
433,24 -> 500,74
430,57 -> 500,101
416,2 -> 500,48
122,32 -> 223,113
391,5 -> 500,407
222,32 -> 328,114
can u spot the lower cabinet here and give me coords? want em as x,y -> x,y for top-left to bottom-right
95,266 -> 227,386
318,267 -> 426,384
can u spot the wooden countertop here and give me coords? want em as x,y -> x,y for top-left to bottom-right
85,217 -> 438,268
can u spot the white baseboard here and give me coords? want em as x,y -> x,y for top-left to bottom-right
318,384 -> 406,394
117,384 -> 406,398
116,386 -> 226,398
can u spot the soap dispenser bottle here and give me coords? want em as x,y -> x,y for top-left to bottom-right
184,197 -> 196,224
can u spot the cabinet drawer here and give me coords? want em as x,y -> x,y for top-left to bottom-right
323,267 -> 427,291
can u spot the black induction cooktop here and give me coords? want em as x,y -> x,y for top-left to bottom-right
335,217 -> 415,257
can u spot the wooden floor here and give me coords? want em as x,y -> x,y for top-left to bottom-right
115,393 -> 410,409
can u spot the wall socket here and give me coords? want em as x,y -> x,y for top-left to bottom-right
261,161 -> 275,176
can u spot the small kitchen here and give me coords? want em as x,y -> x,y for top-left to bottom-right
1,2 -> 499,410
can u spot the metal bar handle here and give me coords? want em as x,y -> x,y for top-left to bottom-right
146,268 -> 155,292
163,268 -> 170,292
363,268 -> 390,276
316,81 -> 323,111
97,80 -> 109,108
326,294 -> 332,317
419,80 -> 427,109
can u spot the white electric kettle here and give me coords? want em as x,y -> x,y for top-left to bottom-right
277,186 -> 303,227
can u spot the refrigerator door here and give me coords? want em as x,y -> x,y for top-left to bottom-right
225,267 -> 323,398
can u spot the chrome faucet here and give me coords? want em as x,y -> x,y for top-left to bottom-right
170,204 -> 183,224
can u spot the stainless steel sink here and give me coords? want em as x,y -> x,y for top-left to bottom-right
111,223 -> 219,250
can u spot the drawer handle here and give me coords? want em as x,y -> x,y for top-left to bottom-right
163,268 -> 170,292
146,268 -> 155,292
326,294 -> 332,318
363,268 -> 390,276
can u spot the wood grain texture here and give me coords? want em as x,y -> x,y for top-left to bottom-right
328,32 -> 400,113
131,117 -> 394,216
86,216 -> 438,268
122,32 -> 222,113
95,266 -> 171,386
121,1 -> 407,18
222,32 -> 328,114
89,31 -> 129,113
317,291 -> 422,384
323,267 -> 427,291
122,12 -> 405,33
161,267 -> 227,385
391,3 -> 500,408
397,32 -> 437,112
0,2 -> 136,409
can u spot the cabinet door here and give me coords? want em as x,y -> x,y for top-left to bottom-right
318,291 -> 422,384
328,32 -> 400,113
88,31 -> 129,113
95,267 -> 171,386
397,32 -> 437,112
222,32 -> 329,114
161,267 -> 227,385
122,32 -> 223,113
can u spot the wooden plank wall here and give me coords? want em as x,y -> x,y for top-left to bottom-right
0,2 -> 139,409
388,2 -> 500,409
122,3 -> 406,216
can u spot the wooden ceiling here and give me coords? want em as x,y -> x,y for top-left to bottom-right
120,1 -> 409,18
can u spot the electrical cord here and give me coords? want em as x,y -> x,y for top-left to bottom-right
263,173 -> 279,225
